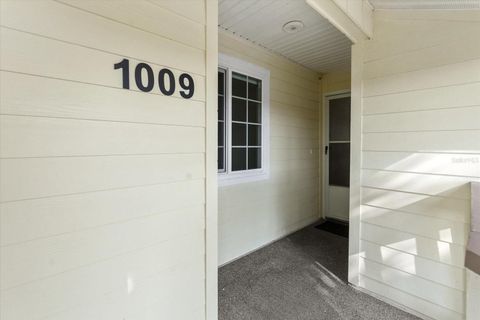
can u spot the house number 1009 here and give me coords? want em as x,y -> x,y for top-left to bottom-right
114,59 -> 195,99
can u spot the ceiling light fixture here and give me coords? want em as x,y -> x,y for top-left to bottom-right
282,20 -> 304,34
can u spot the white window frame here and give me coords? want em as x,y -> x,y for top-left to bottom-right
218,53 -> 270,186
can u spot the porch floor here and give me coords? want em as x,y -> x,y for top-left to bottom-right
218,224 -> 420,320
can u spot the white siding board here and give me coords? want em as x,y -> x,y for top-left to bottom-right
1,179 -> 204,246
361,223 -> 466,267
364,11 -> 480,63
360,240 -> 465,291
2,252 -> 205,320
364,59 -> 480,97
0,115 -> 204,158
0,28 -> 206,101
363,82 -> 480,115
361,205 -> 469,245
363,151 -> 480,177
1,206 -> 204,289
1,154 -> 204,202
147,0 -> 205,25
363,106 -> 480,133
363,131 -> 480,153
362,169 -> 474,200
0,71 -> 205,127
0,1 -> 206,75
359,257 -> 464,313
362,187 -> 470,223
364,36 -> 480,80
56,0 -> 206,49
358,275 -> 464,320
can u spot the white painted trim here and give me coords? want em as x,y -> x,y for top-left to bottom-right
205,1 -> 218,319
322,91 -> 351,220
218,53 -> 271,187
348,41 -> 363,287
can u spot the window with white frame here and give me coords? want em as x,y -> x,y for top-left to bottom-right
218,54 -> 270,185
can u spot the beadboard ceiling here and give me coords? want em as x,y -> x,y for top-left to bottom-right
369,0 -> 480,10
218,0 -> 352,73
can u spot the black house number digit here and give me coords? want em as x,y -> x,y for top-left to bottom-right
114,59 -> 195,99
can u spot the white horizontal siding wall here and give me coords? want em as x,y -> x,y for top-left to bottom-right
0,1 -> 213,319
357,10 -> 480,320
218,31 -> 321,265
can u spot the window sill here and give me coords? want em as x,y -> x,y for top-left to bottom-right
218,171 -> 269,187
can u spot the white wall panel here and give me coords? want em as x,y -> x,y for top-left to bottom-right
218,31 -> 320,266
0,1 -> 212,319
356,9 -> 480,319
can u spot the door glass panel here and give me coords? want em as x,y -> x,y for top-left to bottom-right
329,97 -> 351,141
329,143 -> 350,187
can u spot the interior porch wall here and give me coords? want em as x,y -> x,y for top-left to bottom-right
218,31 -> 321,265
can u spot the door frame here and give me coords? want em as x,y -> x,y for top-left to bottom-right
322,90 -> 351,220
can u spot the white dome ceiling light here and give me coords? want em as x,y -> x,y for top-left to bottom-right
282,20 -> 305,34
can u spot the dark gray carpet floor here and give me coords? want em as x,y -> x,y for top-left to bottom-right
219,224 -> 420,320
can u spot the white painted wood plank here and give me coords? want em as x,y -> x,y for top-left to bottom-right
219,175 -> 318,214
364,11 -> 480,62
2,247 -> 204,320
363,131 -> 480,153
363,82 -> 480,115
362,169 -> 474,199
271,77 -> 318,102
271,136 -> 318,150
0,115 -> 204,158
362,187 -> 470,223
0,28 -> 206,101
363,151 -> 480,177
56,0 -> 205,49
0,1 -> 205,74
271,89 -> 319,110
147,0 -> 205,25
360,223 -> 466,267
0,154 -> 204,202
220,189 -> 317,228
0,71 -> 205,126
359,257 -> 464,313
364,34 -> 480,80
364,59 -> 480,97
361,205 -> 468,245
364,106 -> 480,132
0,205 -> 204,290
358,275 -> 464,320
0,179 -> 204,246
360,240 -> 465,291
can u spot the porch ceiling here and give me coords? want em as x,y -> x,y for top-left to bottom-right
368,0 -> 480,10
218,0 -> 352,73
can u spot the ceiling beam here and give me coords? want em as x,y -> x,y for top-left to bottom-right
306,0 -> 373,43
